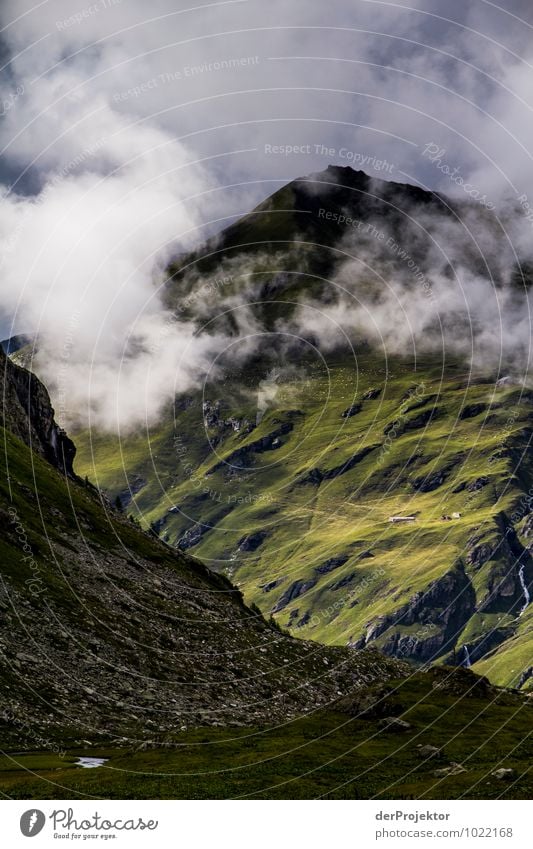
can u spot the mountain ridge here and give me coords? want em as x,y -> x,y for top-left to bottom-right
71,167 -> 533,689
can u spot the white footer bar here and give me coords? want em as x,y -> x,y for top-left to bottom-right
3,799 -> 531,848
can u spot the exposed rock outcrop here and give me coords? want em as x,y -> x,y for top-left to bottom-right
518,667 -> 533,690
459,403 -> 488,420
328,572 -> 356,591
341,403 -> 362,418
411,455 -> 464,493
238,530 -> 268,552
354,562 -> 476,662
315,554 -> 349,575
116,476 -> 146,509
177,504 -> 233,549
272,578 -> 317,613
383,407 -> 442,437
473,514 -> 533,613
0,345 -> 76,476
296,443 -> 379,485
202,399 -> 254,435
208,420 -> 294,475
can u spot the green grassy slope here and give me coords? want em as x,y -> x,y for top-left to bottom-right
73,352 -> 533,688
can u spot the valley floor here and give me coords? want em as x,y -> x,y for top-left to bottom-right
2,673 -> 532,800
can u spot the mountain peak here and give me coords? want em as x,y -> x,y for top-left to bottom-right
305,163 -> 371,182
292,162 -> 443,208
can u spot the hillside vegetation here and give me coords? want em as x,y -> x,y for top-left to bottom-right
70,166 -> 533,689
74,352 -> 533,689
0,344 -> 407,750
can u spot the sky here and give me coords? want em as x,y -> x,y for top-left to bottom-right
1,0 -> 533,427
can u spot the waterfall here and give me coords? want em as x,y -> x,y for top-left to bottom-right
462,645 -> 471,668
518,563 -> 531,617
49,426 -> 58,454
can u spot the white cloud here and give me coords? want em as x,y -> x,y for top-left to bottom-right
1,0 -> 532,428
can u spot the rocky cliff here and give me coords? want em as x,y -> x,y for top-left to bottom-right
0,344 -> 76,476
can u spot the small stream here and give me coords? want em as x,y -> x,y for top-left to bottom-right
518,563 -> 530,617
76,757 -> 108,769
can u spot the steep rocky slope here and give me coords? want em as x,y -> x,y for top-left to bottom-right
0,346 -> 406,751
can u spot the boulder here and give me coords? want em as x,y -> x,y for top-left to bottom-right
336,685 -> 403,719
434,762 -> 467,777
416,744 -> 442,759
378,716 -> 412,732
492,768 -> 515,780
